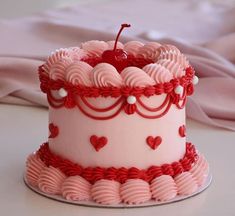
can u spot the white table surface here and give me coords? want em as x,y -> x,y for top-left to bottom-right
0,103 -> 234,215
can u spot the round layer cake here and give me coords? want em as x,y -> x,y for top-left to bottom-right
25,38 -> 209,206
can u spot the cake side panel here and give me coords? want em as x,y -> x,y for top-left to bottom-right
48,95 -> 186,169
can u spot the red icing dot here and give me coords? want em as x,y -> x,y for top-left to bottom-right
179,125 -> 186,137
48,123 -> 59,138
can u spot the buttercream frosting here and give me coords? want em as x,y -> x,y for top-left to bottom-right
157,59 -> 185,78
25,147 -> 208,205
65,61 -> 93,86
158,44 -> 181,55
91,180 -> 121,204
158,52 -> 189,68
92,63 -> 123,87
190,154 -> 209,186
137,42 -> 161,61
174,172 -> 198,195
81,40 -> 108,57
120,179 -> 151,204
142,63 -> 173,84
26,154 -> 45,187
68,47 -> 88,61
43,40 -> 191,87
49,57 -> 73,81
62,175 -> 91,201
150,175 -> 177,201
38,166 -> 66,195
123,41 -> 144,56
121,66 -> 155,87
43,48 -> 70,74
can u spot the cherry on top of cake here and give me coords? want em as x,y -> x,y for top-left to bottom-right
41,24 -> 190,88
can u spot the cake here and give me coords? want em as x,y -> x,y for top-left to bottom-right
25,24 -> 210,206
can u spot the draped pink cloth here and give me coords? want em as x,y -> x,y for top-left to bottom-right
0,0 -> 235,130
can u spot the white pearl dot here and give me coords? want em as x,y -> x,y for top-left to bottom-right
127,95 -> 136,104
174,85 -> 184,95
192,75 -> 199,85
58,88 -> 68,98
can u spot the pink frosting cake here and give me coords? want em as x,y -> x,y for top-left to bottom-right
25,24 -> 209,206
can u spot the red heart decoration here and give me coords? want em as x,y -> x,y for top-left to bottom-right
90,135 -> 108,152
49,123 -> 59,138
179,125 -> 186,137
146,136 -> 162,150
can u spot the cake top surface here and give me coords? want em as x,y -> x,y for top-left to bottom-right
41,39 -> 190,88
38,24 -> 197,114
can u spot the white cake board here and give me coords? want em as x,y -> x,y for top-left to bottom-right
24,173 -> 212,208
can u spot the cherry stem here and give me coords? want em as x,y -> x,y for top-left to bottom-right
113,23 -> 131,51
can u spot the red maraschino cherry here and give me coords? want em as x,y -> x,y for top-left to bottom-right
102,23 -> 131,72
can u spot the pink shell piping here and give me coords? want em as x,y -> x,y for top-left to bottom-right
65,61 -> 93,86
26,152 -> 209,205
150,175 -> 177,201
120,179 -> 151,204
123,41 -> 144,56
137,42 -> 161,61
91,180 -> 121,204
174,172 -> 198,195
62,176 -> 91,201
92,63 -> 123,87
142,63 -> 173,84
190,154 -> 209,186
157,59 -> 185,78
38,166 -> 66,195
121,67 -> 155,87
26,154 -> 45,187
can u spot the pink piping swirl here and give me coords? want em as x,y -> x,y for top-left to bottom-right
81,40 -> 108,57
91,179 -> 121,205
26,151 -> 209,205
49,58 -> 73,81
68,47 -> 88,61
142,63 -> 173,84
158,44 -> 181,55
120,179 -> 151,204
65,61 -> 93,86
150,175 -> 177,201
174,172 -> 198,195
43,41 -> 190,87
121,67 -> 155,87
158,52 -> 189,68
157,59 -> 185,78
137,42 -> 161,61
43,48 -> 71,74
92,63 -> 123,87
62,176 -> 91,201
26,154 -> 45,187
190,154 -> 209,186
123,41 -> 144,56
38,166 -> 66,195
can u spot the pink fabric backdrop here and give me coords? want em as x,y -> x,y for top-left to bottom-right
0,0 -> 235,130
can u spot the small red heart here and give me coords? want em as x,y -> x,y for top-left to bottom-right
90,135 -> 108,152
146,136 -> 162,150
179,125 -> 186,137
49,123 -> 59,138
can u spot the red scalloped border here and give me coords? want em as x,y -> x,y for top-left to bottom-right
39,66 -> 195,98
39,66 -> 195,120
36,142 -> 198,184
